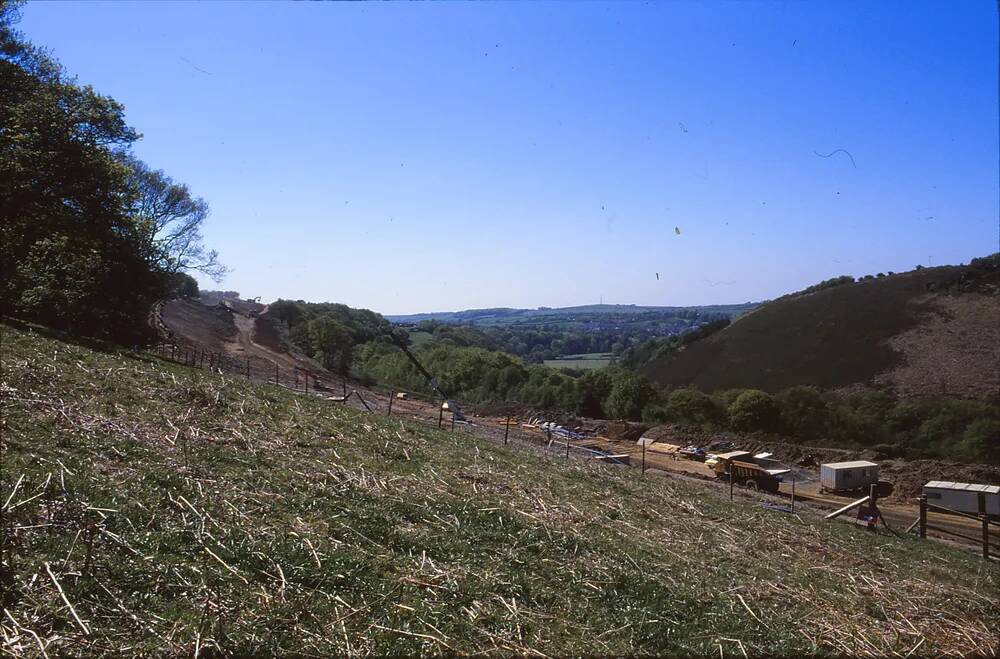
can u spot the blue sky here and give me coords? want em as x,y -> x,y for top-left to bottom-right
20,1 -> 999,314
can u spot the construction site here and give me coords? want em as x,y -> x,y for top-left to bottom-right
152,296 -> 1000,559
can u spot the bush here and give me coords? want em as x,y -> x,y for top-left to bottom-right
727,390 -> 780,433
604,372 -> 657,421
775,386 -> 829,439
665,388 -> 722,426
959,418 -> 1000,462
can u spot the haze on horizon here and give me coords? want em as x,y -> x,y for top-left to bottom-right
20,1 -> 999,315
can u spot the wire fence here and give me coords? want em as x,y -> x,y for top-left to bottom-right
147,342 -> 999,561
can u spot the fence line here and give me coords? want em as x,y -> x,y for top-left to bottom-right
917,496 -> 998,560
145,343 -> 997,562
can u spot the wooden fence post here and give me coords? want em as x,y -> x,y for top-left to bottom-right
983,515 -> 990,560
450,412 -> 455,432
868,483 -> 879,531
437,404 -> 443,428
565,434 -> 570,461
791,479 -> 795,513
919,495 -> 927,539
641,440 -> 646,476
387,391 -> 394,417
504,415 -> 510,445
199,350 -> 205,368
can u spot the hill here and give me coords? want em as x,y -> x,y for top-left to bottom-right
640,257 -> 1000,398
386,303 -> 757,326
2,322 -> 997,655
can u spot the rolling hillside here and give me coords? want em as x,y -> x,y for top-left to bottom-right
640,257 -> 1000,397
2,322 -> 996,655
386,303 -> 757,326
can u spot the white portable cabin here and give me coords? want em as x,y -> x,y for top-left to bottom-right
820,460 -> 879,492
923,481 -> 1000,516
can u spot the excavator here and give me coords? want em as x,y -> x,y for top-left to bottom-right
387,331 -> 466,422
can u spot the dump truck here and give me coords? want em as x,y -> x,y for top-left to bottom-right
730,460 -> 789,494
706,450 -> 753,476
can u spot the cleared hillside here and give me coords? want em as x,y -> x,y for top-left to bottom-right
2,322 -> 997,655
640,260 -> 1000,396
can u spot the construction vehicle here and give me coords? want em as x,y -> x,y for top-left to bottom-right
706,450 -> 753,476
730,460 -> 787,494
679,445 -> 707,461
388,332 -> 466,421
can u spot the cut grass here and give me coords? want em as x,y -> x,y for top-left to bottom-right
1,322 -> 997,655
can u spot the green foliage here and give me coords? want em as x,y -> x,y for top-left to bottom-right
664,388 -> 723,426
0,6 -> 221,342
166,272 -> 200,298
269,299 -> 398,371
308,317 -> 354,373
959,418 -> 1000,462
775,386 -> 829,439
619,318 -> 730,371
727,390 -> 781,433
402,309 -> 738,365
603,371 -> 658,420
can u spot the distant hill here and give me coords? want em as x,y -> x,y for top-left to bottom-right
386,303 -> 757,326
639,256 -> 1000,398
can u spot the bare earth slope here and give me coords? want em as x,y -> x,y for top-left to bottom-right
641,262 -> 1000,397
156,298 -> 333,383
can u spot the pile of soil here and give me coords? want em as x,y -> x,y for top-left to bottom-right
250,315 -> 288,354
879,459 -> 1000,499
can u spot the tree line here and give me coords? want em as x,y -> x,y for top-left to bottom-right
1,2 -> 222,342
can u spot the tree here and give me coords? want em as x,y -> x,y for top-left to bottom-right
1,3 -> 157,340
0,3 -> 223,341
728,390 -> 780,432
959,418 -> 1000,462
308,317 -> 354,373
775,386 -> 829,439
604,371 -> 656,420
166,272 -> 199,298
665,388 -> 721,425
124,156 -> 226,281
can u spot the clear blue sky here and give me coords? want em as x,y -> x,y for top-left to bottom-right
20,1 -> 999,314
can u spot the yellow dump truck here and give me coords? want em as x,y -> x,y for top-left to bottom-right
706,450 -> 754,476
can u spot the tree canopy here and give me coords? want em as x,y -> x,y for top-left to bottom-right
0,2 -> 222,341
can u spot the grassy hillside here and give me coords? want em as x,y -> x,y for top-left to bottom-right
640,260 -> 1000,396
1,322 -> 997,655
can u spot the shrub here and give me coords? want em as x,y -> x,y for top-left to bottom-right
775,386 -> 829,439
665,388 -> 722,426
958,418 -> 1000,462
727,390 -> 780,433
604,372 -> 657,420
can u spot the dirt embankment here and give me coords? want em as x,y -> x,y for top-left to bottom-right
157,298 -> 237,352
875,293 -> 1000,398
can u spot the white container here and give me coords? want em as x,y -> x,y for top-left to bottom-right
820,461 -> 879,492
923,481 -> 1000,516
